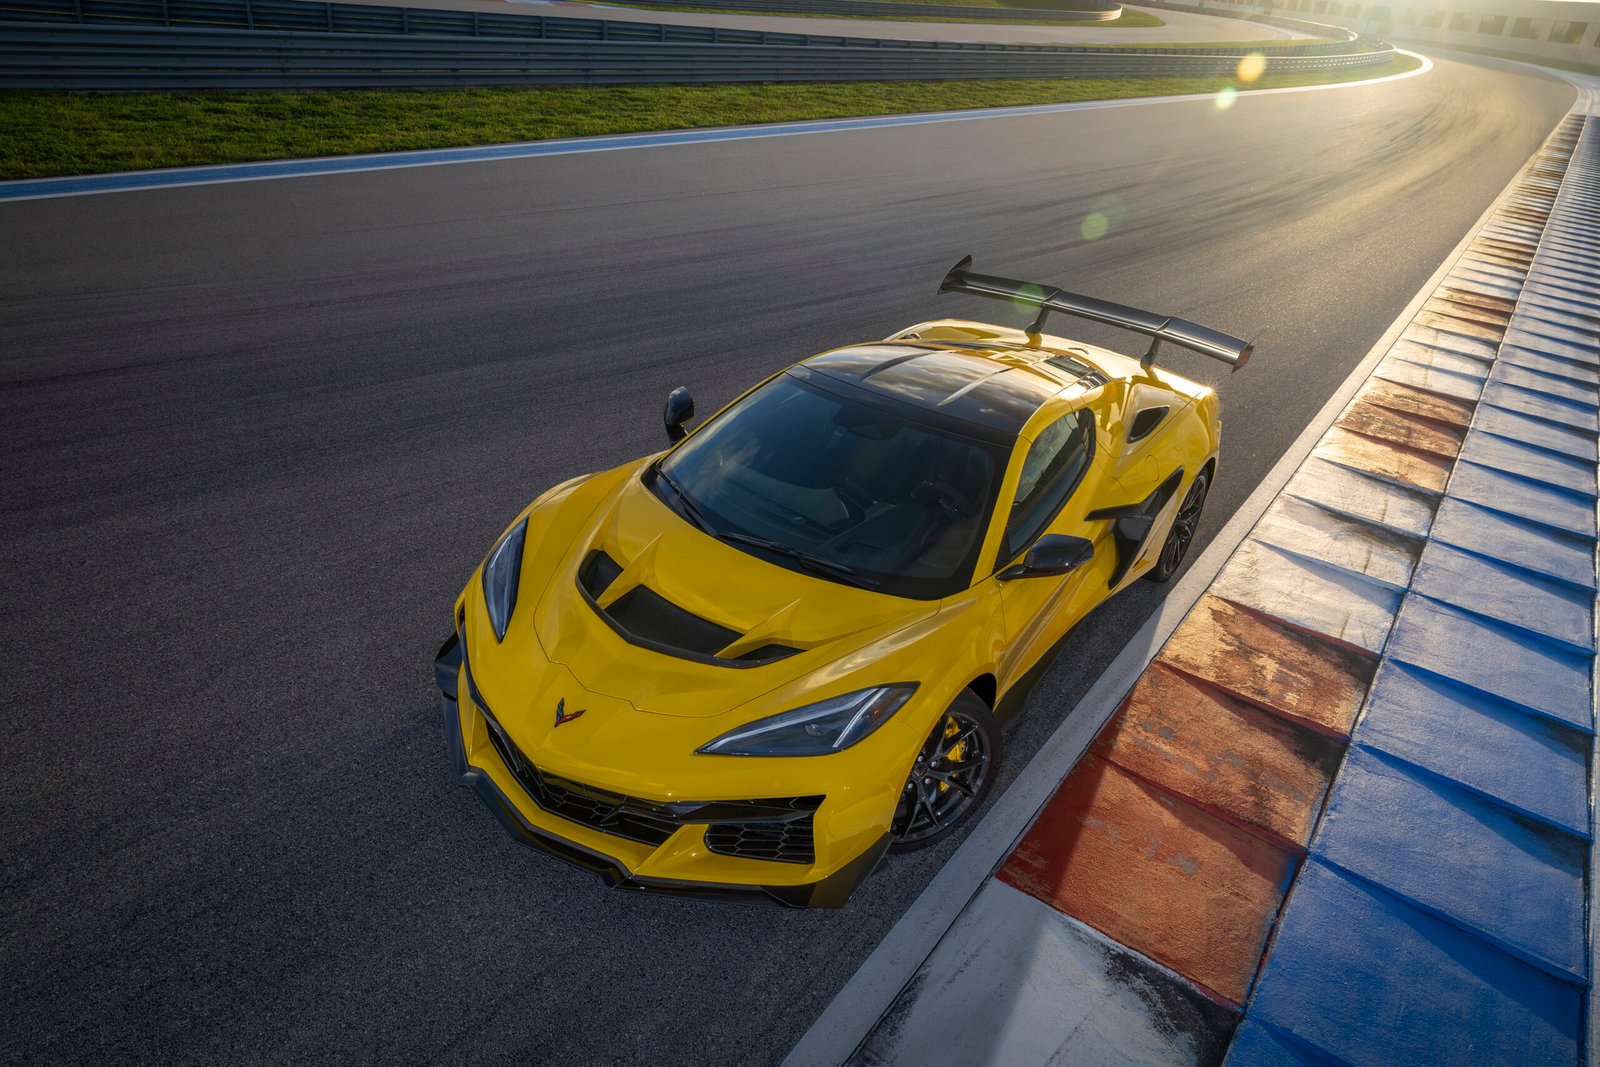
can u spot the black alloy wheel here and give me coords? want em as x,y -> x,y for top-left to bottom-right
1145,468 -> 1211,583
890,692 -> 1001,853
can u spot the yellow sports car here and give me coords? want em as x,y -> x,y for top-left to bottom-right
434,258 -> 1251,907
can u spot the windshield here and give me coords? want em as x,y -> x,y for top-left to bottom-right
652,372 -> 1005,599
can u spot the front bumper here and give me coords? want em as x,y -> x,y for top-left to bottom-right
434,632 -> 890,908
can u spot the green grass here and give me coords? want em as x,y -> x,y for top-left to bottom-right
0,53 -> 1420,181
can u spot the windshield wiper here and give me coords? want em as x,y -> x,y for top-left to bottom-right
653,466 -> 879,591
652,465 -> 719,537
715,531 -> 880,590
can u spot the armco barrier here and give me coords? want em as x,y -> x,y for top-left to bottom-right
0,22 -> 1389,87
0,0 -> 1362,54
0,0 -> 1126,25
1136,0 -> 1358,40
488,0 -> 1122,23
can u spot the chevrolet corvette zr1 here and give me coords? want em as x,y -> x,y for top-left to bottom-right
434,258 -> 1251,907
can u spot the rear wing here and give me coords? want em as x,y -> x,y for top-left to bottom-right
938,255 -> 1253,370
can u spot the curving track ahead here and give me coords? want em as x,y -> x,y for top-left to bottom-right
0,52 -> 1576,1066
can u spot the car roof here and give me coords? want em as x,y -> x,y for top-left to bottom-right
800,342 -> 1104,437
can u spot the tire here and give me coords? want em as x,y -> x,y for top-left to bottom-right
1145,467 -> 1210,584
889,690 -> 1002,854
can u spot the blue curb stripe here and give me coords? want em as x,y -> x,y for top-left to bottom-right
1411,543 -> 1595,653
1224,1019 -> 1340,1066
1387,593 -> 1594,731
1458,429 -> 1599,497
1491,356 -> 1600,393
1473,403 -> 1600,458
1449,461 -> 1597,536
1355,660 -> 1591,839
1238,860 -> 1583,1067
1313,747 -> 1588,981
1428,496 -> 1597,589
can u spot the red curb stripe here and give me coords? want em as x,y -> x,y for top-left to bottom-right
1091,662 -> 1346,852
998,754 -> 1295,1007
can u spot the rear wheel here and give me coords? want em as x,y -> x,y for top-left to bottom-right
1145,468 -> 1210,583
890,691 -> 1001,853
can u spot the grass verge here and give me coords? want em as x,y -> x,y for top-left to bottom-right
0,52 -> 1420,181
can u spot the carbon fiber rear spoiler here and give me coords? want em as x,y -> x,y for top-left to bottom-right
938,256 -> 1254,370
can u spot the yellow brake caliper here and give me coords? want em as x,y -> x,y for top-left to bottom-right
939,718 -> 965,794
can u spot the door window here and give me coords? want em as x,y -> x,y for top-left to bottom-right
1001,410 -> 1094,565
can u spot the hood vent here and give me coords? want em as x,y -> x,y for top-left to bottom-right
578,551 -> 800,668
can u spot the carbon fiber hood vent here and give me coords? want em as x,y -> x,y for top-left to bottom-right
578,551 -> 802,668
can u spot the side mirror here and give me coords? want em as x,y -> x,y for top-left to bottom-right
664,386 -> 695,443
998,534 -> 1094,581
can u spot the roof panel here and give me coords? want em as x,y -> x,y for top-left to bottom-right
803,343 -> 1073,434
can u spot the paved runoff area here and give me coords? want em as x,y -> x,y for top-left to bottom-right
825,76 -> 1600,1067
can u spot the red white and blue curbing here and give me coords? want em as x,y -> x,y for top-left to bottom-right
836,83 -> 1600,1067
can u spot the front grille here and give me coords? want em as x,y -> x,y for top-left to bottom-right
468,646 -> 823,860
481,711 -> 821,860
706,816 -> 816,865
482,716 -> 680,846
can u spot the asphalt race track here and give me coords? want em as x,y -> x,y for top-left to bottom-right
0,53 -> 1576,1065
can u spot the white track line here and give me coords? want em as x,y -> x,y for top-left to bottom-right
0,51 -> 1430,202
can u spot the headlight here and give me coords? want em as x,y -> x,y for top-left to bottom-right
697,684 -> 917,757
481,518 -> 528,642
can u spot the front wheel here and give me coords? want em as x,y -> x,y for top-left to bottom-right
1145,468 -> 1210,583
889,692 -> 1001,853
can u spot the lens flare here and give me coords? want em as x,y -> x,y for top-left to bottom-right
1079,194 -> 1125,242
1215,85 -> 1238,110
1012,282 -> 1046,310
1237,52 -> 1266,83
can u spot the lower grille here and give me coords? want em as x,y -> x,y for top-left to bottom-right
482,716 -> 680,846
470,670 -> 822,860
706,816 -> 817,865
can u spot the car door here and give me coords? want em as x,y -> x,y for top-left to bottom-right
989,408 -> 1115,691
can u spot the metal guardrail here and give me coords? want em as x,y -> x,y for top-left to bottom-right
0,0 -> 1375,52
585,0 -> 1121,24
0,0 -> 1122,28
0,18 -> 1393,87
1133,0 -> 1359,41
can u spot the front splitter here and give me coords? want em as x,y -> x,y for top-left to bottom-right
435,631 -> 889,909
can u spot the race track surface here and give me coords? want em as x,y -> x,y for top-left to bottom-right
0,53 -> 1574,1066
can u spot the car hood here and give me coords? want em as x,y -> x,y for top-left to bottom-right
531,463 -> 937,718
